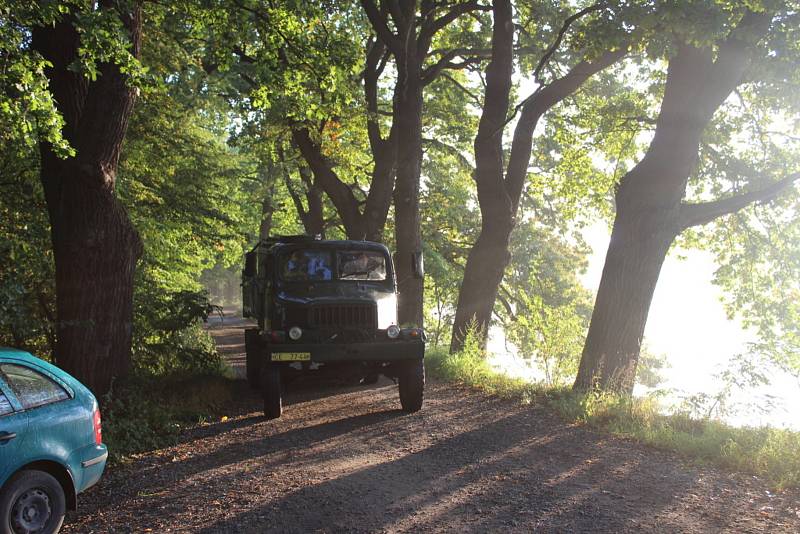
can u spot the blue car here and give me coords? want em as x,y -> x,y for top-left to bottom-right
0,348 -> 107,534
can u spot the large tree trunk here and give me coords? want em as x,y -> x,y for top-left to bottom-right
450,0 -> 513,351
574,208 -> 678,392
48,163 -> 142,393
449,220 -> 513,352
574,17 -> 770,392
393,72 -> 425,327
33,5 -> 143,394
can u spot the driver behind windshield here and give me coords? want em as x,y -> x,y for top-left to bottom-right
285,251 -> 332,280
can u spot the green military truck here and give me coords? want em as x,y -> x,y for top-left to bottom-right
242,235 -> 425,419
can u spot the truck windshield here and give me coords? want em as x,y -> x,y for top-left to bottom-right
280,249 -> 388,281
282,250 -> 333,281
338,250 -> 387,280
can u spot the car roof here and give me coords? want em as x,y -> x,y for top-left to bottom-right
0,347 -> 35,359
0,347 -> 64,376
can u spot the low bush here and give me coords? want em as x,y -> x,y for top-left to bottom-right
102,371 -> 239,462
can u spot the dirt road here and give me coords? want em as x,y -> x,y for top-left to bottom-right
63,314 -> 800,533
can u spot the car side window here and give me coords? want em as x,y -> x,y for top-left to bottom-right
0,392 -> 13,416
0,364 -> 70,410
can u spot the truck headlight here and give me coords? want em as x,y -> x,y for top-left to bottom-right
289,326 -> 303,340
387,325 -> 400,339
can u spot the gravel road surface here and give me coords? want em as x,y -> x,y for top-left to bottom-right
62,313 -> 800,533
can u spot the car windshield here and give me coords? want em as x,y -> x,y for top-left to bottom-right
282,250 -> 333,281
338,250 -> 387,280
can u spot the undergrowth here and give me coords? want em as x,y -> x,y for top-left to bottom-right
425,345 -> 800,490
102,370 -> 239,463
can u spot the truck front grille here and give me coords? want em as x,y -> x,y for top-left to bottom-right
310,304 -> 377,329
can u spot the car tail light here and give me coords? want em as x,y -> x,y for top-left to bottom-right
93,408 -> 102,445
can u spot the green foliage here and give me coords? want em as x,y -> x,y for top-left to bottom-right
501,219 -> 593,386
131,284 -> 224,376
420,134 -> 479,345
0,2 -> 73,157
0,142 -> 54,356
426,341 -> 542,401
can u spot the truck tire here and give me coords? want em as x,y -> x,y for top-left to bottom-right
261,364 -> 282,419
398,359 -> 424,413
244,328 -> 261,389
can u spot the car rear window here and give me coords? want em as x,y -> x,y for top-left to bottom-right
0,364 -> 70,410
0,393 -> 12,416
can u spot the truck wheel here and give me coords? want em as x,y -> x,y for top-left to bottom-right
398,359 -> 424,413
244,328 -> 262,389
261,365 -> 282,419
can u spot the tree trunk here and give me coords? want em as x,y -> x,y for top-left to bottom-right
393,73 -> 425,327
450,220 -> 513,352
449,0 -> 514,352
574,21 -> 770,392
448,2 -> 626,353
297,164 -> 325,237
42,157 -> 143,394
33,5 -> 143,394
259,182 -> 276,240
362,140 -> 396,242
573,209 -> 678,392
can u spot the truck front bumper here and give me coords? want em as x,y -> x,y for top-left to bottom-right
266,340 -> 424,363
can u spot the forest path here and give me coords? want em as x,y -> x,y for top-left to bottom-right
63,314 -> 800,533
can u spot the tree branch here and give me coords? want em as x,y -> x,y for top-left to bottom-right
504,47 -> 627,210
422,137 -> 474,171
292,127 -> 364,237
441,71 -> 482,107
364,38 -> 388,149
531,2 -> 605,87
680,173 -> 800,229
360,0 -> 401,53
489,4 -> 613,141
422,54 -> 485,85
417,0 -> 491,58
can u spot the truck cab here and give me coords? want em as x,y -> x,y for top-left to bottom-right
242,235 -> 425,418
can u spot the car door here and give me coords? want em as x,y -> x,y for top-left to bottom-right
0,374 -> 28,484
0,363 -> 77,469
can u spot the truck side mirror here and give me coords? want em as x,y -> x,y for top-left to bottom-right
412,251 -> 424,279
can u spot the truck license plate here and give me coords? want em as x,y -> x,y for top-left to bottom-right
271,352 -> 311,362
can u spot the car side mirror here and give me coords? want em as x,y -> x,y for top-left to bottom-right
412,251 -> 424,279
